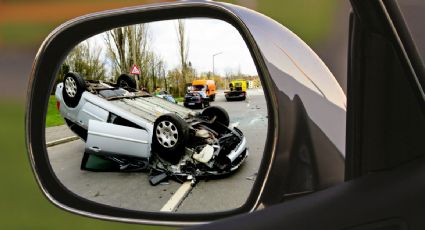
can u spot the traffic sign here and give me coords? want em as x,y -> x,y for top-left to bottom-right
130,64 -> 140,75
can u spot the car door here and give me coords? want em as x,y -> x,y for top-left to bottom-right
75,101 -> 109,128
191,0 -> 425,229
85,120 -> 151,159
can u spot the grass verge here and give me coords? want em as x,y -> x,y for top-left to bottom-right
46,95 -> 65,127
174,97 -> 184,103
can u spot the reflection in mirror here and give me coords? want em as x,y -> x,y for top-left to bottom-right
45,18 -> 267,213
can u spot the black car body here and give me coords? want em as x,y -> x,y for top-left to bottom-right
224,91 -> 246,101
184,91 -> 210,109
225,80 -> 247,101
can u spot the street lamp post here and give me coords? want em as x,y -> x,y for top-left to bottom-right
212,52 -> 223,77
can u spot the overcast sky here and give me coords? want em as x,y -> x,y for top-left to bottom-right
88,18 -> 258,76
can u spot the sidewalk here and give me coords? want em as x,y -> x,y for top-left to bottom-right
45,125 -> 75,143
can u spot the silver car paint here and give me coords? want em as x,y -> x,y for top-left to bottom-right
86,120 -> 151,159
55,83 -> 246,160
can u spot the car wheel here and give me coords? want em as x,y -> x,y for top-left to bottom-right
117,74 -> 137,90
62,72 -> 86,108
152,114 -> 189,163
202,106 -> 230,127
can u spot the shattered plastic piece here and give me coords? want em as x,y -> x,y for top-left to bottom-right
195,129 -> 210,138
246,172 -> 258,181
193,145 -> 214,163
149,172 -> 168,186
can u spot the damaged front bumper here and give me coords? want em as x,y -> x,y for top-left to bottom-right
81,120 -> 249,186
150,127 -> 248,184
227,136 -> 248,172
213,130 -> 248,173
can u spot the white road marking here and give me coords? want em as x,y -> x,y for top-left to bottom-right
46,136 -> 79,147
160,181 -> 193,212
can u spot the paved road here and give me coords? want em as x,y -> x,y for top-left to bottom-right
46,89 -> 268,213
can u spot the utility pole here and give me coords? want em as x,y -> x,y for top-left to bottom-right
212,52 -> 223,77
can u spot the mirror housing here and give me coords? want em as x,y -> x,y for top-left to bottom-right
26,0 -> 346,226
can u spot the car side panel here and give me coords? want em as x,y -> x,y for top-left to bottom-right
85,120 -> 151,159
76,101 -> 109,127
56,83 -> 154,139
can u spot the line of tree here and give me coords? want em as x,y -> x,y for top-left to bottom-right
57,41 -> 106,83
56,19 -> 259,97
57,23 -> 168,93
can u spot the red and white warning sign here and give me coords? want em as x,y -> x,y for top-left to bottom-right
130,64 -> 141,75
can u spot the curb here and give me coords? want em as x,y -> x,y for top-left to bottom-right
46,136 -> 79,147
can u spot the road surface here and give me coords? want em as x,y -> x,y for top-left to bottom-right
46,89 -> 268,213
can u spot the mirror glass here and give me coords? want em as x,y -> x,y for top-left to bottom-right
45,18 -> 268,213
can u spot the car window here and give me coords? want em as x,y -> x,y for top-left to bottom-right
193,85 -> 204,91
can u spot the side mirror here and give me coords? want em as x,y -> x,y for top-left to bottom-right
26,1 -> 346,227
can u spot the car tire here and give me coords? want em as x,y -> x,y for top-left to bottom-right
117,74 -> 137,90
62,72 -> 86,108
202,106 -> 230,127
152,113 -> 189,163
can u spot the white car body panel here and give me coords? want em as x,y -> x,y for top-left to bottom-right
86,120 -> 151,158
55,83 -> 196,159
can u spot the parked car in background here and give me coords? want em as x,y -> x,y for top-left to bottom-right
155,90 -> 177,104
184,91 -> 210,109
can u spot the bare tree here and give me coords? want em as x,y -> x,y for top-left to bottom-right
175,19 -> 190,96
104,24 -> 150,83
62,41 -> 106,81
167,68 -> 182,96
150,54 -> 167,90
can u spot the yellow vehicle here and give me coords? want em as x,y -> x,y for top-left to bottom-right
192,79 -> 216,101
225,79 -> 247,101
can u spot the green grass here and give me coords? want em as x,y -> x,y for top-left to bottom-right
0,100 -> 172,229
46,95 -> 65,127
224,0 -> 339,45
259,0 -> 339,45
174,97 -> 184,103
1,1 -> 339,47
0,22 -> 56,47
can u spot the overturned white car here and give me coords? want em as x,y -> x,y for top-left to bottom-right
55,72 -> 248,185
